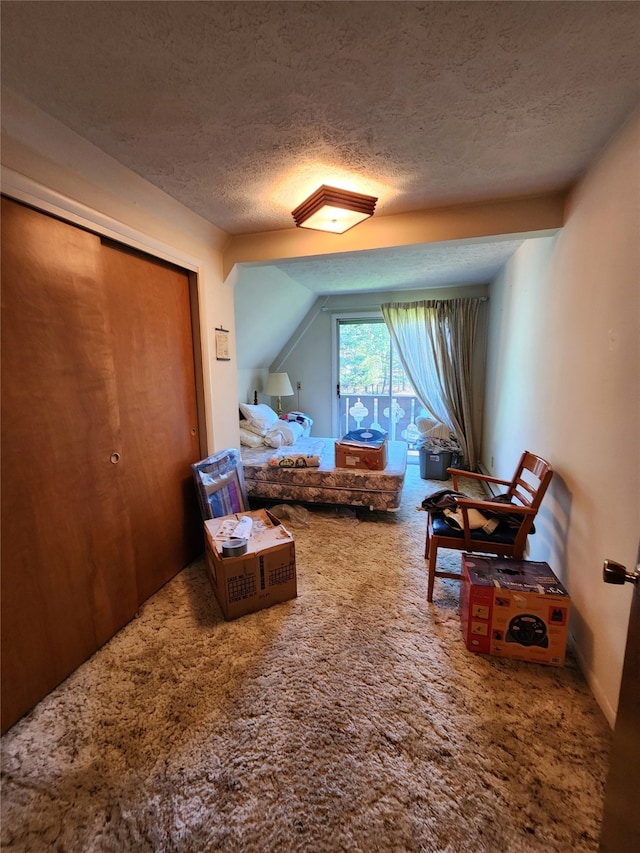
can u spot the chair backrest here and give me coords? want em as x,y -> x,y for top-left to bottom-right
506,451 -> 553,512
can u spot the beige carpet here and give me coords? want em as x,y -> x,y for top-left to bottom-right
0,464 -> 612,852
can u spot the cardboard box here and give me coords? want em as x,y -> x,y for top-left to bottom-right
335,439 -> 388,471
204,508 -> 297,620
460,555 -> 570,666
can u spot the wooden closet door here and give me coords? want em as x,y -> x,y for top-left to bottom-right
100,241 -> 202,604
1,198 -> 139,733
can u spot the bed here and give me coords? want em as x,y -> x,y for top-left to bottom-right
240,436 -> 408,511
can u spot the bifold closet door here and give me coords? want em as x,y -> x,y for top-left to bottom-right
100,240 -> 202,603
1,197 -> 139,732
1,198 -> 203,733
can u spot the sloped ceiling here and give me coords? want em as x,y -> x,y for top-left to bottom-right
261,239 -> 529,295
2,1 -> 639,367
234,237 -> 527,368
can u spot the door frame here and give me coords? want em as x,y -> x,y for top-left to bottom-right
599,575 -> 640,851
331,310 -> 384,437
1,168 -> 208,456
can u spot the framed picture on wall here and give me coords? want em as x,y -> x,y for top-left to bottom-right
215,327 -> 230,361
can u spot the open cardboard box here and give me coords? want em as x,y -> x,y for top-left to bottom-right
204,508 -> 297,620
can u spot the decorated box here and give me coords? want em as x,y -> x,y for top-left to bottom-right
460,555 -> 570,666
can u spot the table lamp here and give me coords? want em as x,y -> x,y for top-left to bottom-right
265,372 -> 294,416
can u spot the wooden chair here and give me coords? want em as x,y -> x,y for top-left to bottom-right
424,451 -> 553,602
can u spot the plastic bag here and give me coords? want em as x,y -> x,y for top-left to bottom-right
269,503 -> 312,527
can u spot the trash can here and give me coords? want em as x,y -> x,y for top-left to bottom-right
419,449 -> 453,480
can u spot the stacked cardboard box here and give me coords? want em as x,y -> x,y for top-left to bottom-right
204,508 -> 296,620
460,555 -> 571,666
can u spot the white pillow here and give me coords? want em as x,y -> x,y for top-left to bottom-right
239,403 -> 280,436
239,427 -> 266,448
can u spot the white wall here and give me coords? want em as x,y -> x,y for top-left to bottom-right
1,90 -> 240,453
483,112 -> 640,726
234,264 -> 317,375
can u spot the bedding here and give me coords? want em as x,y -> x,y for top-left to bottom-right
240,436 -> 408,511
280,411 -> 313,431
239,405 -> 312,447
239,420 -> 305,448
263,420 -> 304,448
239,402 -> 280,436
239,426 -> 267,448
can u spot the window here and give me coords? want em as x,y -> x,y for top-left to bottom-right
334,316 -> 425,453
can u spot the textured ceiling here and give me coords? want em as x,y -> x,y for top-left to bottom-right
263,238 -> 527,295
2,0 -> 639,238
1,0 -> 639,363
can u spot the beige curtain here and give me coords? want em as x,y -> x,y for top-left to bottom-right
381,298 -> 481,468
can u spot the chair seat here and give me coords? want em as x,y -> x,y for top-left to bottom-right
430,514 -> 519,546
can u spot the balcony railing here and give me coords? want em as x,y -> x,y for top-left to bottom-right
338,394 -> 427,449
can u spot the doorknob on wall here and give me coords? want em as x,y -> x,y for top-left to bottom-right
603,559 -> 640,585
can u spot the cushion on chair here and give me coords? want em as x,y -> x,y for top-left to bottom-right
430,514 -> 520,546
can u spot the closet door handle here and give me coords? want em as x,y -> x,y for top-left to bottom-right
110,452 -> 121,464
603,559 -> 639,585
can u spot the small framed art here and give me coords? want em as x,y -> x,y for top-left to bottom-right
215,327 -> 230,361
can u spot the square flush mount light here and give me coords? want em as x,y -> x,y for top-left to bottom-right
292,185 -> 378,234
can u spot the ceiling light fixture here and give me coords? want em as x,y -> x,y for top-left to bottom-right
292,185 -> 378,234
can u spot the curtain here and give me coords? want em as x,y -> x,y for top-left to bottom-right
381,298 -> 481,468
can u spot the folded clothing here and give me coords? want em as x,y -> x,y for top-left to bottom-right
421,488 -> 530,532
264,420 -> 304,448
280,411 -> 313,431
443,507 -> 499,534
268,452 -> 321,468
239,426 -> 267,447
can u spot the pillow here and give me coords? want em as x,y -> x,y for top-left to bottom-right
238,403 -> 280,436
264,420 -> 304,448
239,427 -> 266,448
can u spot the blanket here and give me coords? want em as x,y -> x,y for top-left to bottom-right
263,421 -> 304,448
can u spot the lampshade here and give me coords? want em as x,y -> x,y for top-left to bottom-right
265,372 -> 294,416
265,372 -> 294,397
292,185 -> 378,234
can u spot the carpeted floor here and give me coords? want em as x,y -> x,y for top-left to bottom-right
0,464 -> 612,852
